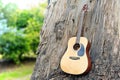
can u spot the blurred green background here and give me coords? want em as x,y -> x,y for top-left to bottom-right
0,0 -> 47,80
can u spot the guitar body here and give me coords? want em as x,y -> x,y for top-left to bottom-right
60,37 -> 91,75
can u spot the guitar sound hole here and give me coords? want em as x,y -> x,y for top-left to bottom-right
73,43 -> 80,50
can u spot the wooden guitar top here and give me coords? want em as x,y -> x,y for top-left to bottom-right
60,37 -> 91,75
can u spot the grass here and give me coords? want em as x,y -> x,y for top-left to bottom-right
0,62 -> 35,80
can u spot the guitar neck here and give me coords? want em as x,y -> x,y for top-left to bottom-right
76,11 -> 85,43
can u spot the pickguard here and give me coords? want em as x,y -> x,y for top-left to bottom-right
77,44 -> 85,56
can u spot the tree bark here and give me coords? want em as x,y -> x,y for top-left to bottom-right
31,0 -> 120,80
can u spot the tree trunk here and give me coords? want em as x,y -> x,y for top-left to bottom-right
48,0 -> 50,5
31,0 -> 120,80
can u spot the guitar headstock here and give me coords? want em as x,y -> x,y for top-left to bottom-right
82,4 -> 88,12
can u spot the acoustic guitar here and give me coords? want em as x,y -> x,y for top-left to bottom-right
60,4 -> 92,75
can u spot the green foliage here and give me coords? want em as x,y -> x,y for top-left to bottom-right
2,3 -> 18,27
24,19 -> 41,53
0,0 -> 3,12
40,3 -> 47,8
0,1 -> 47,64
23,6 -> 45,53
16,10 -> 33,29
0,31 -> 31,64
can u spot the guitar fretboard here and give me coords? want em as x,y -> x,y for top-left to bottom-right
76,11 -> 85,43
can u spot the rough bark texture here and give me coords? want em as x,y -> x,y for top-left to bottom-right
31,0 -> 120,80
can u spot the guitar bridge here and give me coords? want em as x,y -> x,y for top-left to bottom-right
69,56 -> 80,60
